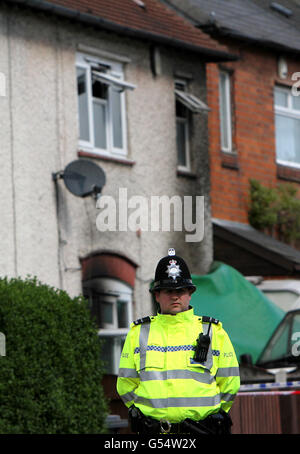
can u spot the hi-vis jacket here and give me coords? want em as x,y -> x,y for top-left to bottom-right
117,307 -> 240,423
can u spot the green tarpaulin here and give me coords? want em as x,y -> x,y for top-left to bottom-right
191,262 -> 285,364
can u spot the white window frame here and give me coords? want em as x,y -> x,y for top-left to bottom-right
274,85 -> 300,168
76,52 -> 135,157
175,89 -> 210,113
97,292 -> 132,376
219,70 -> 233,153
175,79 -> 191,172
83,277 -> 133,375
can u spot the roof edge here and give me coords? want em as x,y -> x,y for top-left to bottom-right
212,219 -> 299,272
4,0 -> 238,62
199,23 -> 300,56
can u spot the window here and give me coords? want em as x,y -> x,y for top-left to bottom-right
175,80 -> 190,170
261,290 -> 299,313
175,80 -> 209,171
83,277 -> 133,375
274,86 -> 300,167
219,70 -> 233,153
258,311 -> 300,366
291,313 -> 300,356
76,53 -> 136,156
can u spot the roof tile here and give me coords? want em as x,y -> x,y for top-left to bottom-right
167,0 -> 300,54
34,0 -> 232,56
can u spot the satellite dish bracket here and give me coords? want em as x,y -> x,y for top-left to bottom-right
52,171 -> 64,181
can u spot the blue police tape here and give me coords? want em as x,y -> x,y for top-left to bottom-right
239,381 -> 300,392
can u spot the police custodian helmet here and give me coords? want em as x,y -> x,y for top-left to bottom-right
150,248 -> 196,294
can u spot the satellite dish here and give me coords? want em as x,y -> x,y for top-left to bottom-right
53,159 -> 106,198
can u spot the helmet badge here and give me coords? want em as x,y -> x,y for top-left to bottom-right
166,259 -> 181,281
168,248 -> 176,256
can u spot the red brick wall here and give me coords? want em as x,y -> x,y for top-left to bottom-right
206,41 -> 300,223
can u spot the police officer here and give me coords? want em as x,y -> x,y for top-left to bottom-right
117,249 -> 240,434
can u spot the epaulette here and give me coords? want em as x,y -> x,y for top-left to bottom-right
201,316 -> 219,325
133,316 -> 152,325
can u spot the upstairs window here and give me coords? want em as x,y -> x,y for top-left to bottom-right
175,79 -> 209,171
175,80 -> 190,170
76,53 -> 136,156
219,70 -> 233,153
274,86 -> 300,167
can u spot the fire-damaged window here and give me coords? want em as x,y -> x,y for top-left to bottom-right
76,53 -> 136,157
83,277 -> 133,375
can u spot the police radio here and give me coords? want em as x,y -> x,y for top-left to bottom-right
193,322 -> 211,363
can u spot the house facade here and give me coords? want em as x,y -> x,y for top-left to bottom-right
0,0 -> 235,423
167,0 -> 300,276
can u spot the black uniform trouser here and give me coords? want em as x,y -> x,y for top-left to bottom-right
129,406 -> 232,435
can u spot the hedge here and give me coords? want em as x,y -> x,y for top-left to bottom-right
0,276 -> 107,434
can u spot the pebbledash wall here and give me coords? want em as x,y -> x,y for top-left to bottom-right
206,42 -> 300,224
0,5 -> 213,319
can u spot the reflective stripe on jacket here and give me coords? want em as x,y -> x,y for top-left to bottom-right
117,307 -> 240,423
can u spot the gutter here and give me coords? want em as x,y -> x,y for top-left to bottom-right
3,0 -> 238,62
